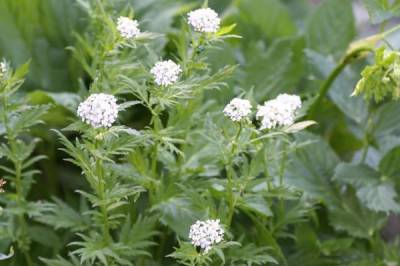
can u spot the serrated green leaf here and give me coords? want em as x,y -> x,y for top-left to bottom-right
236,0 -> 296,39
244,37 -> 305,100
305,0 -> 355,55
357,182 -> 400,213
284,132 -> 340,203
239,195 -> 273,217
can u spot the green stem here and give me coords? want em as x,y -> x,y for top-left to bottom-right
24,251 -> 34,266
278,144 -> 287,186
185,34 -> 204,77
149,109 -> 163,205
94,141 -> 111,246
226,124 -> 242,226
360,111 -> 372,164
151,143 -> 158,178
381,23 -> 400,38
360,143 -> 369,163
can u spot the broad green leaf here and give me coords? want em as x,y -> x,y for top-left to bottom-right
362,0 -> 400,24
333,163 -> 380,187
227,244 -> 278,265
319,238 -> 353,256
371,102 -> 400,154
235,0 -> 296,40
334,163 -> 400,213
379,146 -> 400,179
305,0 -> 355,55
328,189 -> 385,238
244,37 -> 305,100
284,132 -> 340,203
238,195 -> 273,217
153,197 -> 203,238
132,0 -> 194,34
357,183 -> 400,213
0,0 -> 80,92
29,90 -> 80,112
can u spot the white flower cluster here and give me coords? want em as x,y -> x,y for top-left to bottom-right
256,93 -> 301,130
151,60 -> 182,86
189,219 -> 224,254
187,8 -> 220,33
117,16 -> 140,39
0,62 -> 6,74
223,98 -> 252,122
77,93 -> 119,128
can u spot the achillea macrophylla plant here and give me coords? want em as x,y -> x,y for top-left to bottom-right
4,1 -> 400,265
0,61 -> 49,264
35,1 -> 317,265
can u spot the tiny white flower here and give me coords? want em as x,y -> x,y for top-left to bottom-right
117,16 -> 140,39
150,60 -> 182,86
256,93 -> 302,130
223,98 -> 252,122
187,8 -> 221,33
393,62 -> 400,80
77,93 -> 119,128
0,62 -> 7,74
382,76 -> 390,83
276,93 -> 302,112
189,219 -> 224,254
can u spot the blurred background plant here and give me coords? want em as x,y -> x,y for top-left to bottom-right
2,0 -> 400,265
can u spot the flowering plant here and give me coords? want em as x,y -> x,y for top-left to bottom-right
2,0 -> 400,266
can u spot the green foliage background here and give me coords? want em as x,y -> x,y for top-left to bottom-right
2,0 -> 400,265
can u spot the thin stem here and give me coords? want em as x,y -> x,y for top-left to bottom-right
151,143 -> 158,178
150,109 -> 161,180
360,143 -> 369,163
278,143 -> 287,186
94,140 -> 111,246
24,251 -> 34,266
360,111 -> 372,164
381,23 -> 400,38
185,34 -> 205,77
226,123 -> 242,226
149,108 -> 163,205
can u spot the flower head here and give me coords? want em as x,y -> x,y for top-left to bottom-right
150,60 -> 182,86
276,93 -> 302,112
187,8 -> 220,33
256,93 -> 302,130
0,179 -> 6,193
77,93 -> 119,128
0,62 -> 7,75
189,219 -> 224,254
223,98 -> 252,122
117,16 -> 140,39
